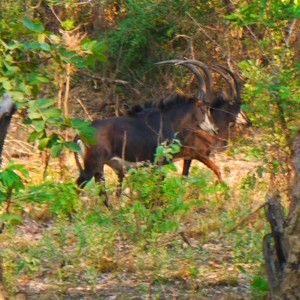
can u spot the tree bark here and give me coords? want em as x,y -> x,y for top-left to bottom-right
264,126 -> 300,299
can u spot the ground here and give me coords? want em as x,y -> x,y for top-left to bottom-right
0,118 -> 272,299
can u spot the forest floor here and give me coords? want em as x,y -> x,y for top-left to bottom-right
2,149 -> 270,300
0,118 -> 274,299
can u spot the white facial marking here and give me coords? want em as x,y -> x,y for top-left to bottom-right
200,113 -> 218,135
236,111 -> 249,125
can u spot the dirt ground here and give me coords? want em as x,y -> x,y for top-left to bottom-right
2,150 -> 266,300
1,116 -> 269,299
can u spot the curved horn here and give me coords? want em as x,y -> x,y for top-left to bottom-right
175,59 -> 212,99
215,64 -> 241,101
209,65 -> 236,101
155,59 -> 208,103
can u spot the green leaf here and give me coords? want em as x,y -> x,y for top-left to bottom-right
50,144 -> 64,158
70,56 -> 85,64
43,108 -> 62,119
62,50 -> 77,57
74,60 -> 89,68
38,137 -> 49,150
7,162 -> 27,173
3,61 -> 20,74
28,131 -> 44,142
22,42 -> 44,51
156,146 -> 164,157
0,169 -> 24,189
61,19 -> 76,31
28,111 -> 41,120
29,74 -> 50,85
33,120 -> 45,132
39,42 -> 51,52
0,191 -> 7,203
64,142 -> 81,152
34,98 -> 56,108
7,91 -> 24,101
171,144 -> 181,154
70,118 -> 92,129
78,128 -> 97,144
5,41 -> 22,50
163,163 -> 177,172
2,80 -> 12,90
251,276 -> 269,292
32,120 -> 45,132
22,17 -> 45,33
86,55 -> 96,66
47,133 -> 60,148
94,52 -> 108,63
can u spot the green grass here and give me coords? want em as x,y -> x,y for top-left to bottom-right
0,154 -> 271,299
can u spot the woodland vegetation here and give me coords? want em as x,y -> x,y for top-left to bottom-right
0,0 -> 300,299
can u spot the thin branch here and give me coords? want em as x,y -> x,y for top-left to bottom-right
27,0 -> 43,9
172,34 -> 195,59
227,202 -> 266,234
81,72 -> 131,86
76,98 -> 93,121
280,19 -> 297,69
284,19 -> 297,47
64,64 -> 71,118
81,71 -> 141,95
179,230 -> 194,248
187,13 -> 221,49
48,5 -> 62,24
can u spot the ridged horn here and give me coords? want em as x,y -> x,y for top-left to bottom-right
175,59 -> 212,99
209,65 -> 236,101
155,59 -> 209,103
215,64 -> 241,102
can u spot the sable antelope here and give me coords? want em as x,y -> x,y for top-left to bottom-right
74,60 -> 250,208
160,60 -> 251,176
74,60 -> 216,208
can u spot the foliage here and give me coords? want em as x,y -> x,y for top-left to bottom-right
0,162 -> 28,227
23,180 -> 81,216
0,8 -> 106,156
226,1 -> 300,25
225,1 -> 300,178
106,0 -> 215,79
0,139 -> 269,298
1,0 -> 299,298
23,97 -> 97,157
118,141 -> 187,238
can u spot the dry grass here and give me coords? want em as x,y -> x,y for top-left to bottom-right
0,118 -> 275,299
0,138 -> 272,298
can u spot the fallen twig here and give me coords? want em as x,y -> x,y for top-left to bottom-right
227,202 -> 266,234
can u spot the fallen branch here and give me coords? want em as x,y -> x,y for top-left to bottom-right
227,202 -> 266,234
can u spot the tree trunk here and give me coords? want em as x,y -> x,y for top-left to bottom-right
0,94 -> 15,300
264,126 -> 300,299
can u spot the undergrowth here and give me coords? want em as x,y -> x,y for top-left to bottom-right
0,147 -> 270,299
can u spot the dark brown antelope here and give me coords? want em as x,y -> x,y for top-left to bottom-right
74,60 -> 250,208
74,60 -> 216,208
163,60 -> 251,176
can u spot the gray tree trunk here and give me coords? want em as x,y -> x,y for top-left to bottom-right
264,126 -> 300,299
